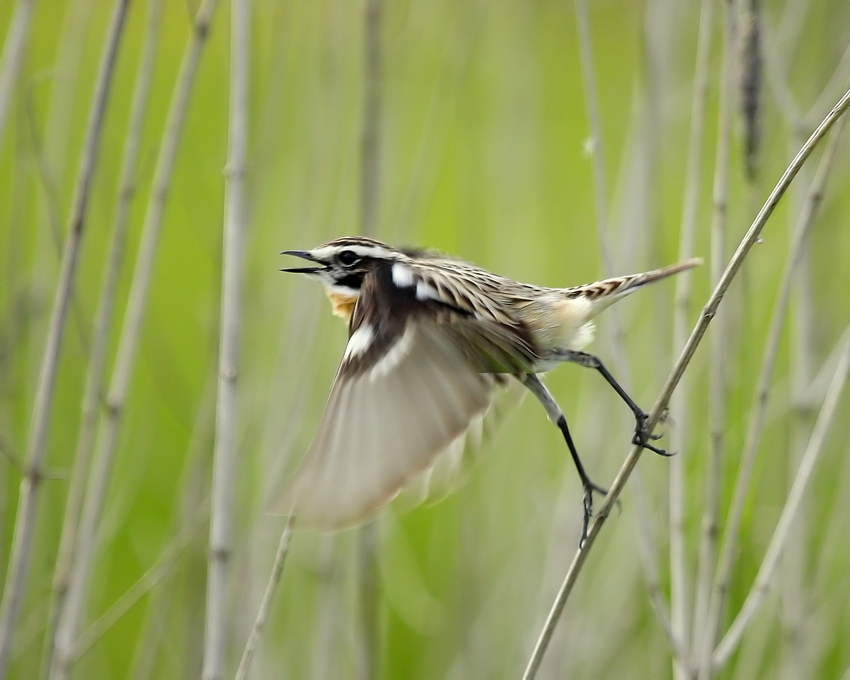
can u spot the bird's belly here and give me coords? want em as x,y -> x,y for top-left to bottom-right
528,297 -> 595,366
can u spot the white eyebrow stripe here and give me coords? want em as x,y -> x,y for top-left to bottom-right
311,245 -> 395,261
343,324 -> 375,360
392,263 -> 415,288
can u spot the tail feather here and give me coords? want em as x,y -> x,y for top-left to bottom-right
566,257 -> 703,312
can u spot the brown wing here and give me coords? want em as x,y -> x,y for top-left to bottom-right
276,259 -> 539,529
276,318 -> 496,529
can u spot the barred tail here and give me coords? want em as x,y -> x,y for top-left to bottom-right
567,257 -> 703,312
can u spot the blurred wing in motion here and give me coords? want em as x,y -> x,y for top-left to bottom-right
396,374 -> 525,511
276,318 -> 497,529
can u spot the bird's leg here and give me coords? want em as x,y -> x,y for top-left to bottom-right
547,348 -> 670,456
522,373 -> 607,545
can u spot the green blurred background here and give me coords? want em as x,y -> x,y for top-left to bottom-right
2,0 -> 850,677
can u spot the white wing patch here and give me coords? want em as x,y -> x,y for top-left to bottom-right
416,281 -> 440,302
369,326 -> 414,381
392,263 -> 415,288
343,324 -> 375,360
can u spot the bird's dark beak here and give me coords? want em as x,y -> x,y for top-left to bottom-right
280,250 -> 325,274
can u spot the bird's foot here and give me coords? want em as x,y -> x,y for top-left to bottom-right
579,478 -> 611,548
632,410 -> 673,457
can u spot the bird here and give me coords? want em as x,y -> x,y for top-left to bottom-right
279,235 -> 701,541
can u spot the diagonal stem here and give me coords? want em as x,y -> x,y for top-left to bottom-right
697,106 -> 847,680
521,86 -> 850,680
235,515 -> 295,680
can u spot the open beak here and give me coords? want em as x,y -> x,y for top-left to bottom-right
280,250 -> 325,274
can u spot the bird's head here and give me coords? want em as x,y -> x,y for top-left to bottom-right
281,236 -> 403,319
281,236 -> 403,295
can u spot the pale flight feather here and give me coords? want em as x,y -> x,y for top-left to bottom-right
279,319 -> 496,529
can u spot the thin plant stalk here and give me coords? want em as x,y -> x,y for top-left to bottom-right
0,0 -> 37,156
24,76 -> 95,360
357,522 -> 380,680
50,2 -> 220,678
767,19 -> 811,676
130,371 -> 219,680
25,73 -> 70,256
804,333 -> 850,406
0,0 -> 130,675
632,488 -> 688,665
33,0 -> 98,224
235,515 -> 294,680
697,113 -> 847,680
763,23 -> 824,674
572,0 -> 632,397
573,6 -> 682,660
202,0 -> 249,676
809,45 -> 850,124
760,9 -> 802,128
358,1 -> 383,677
780,69 -> 850,680
782,176 -> 816,678
572,9 -> 665,619
395,0 -> 487,240
712,330 -> 850,667
669,0 -> 714,674
574,0 -> 614,275
780,89 -> 832,680
522,86 -> 850,680
42,0 -> 164,672
360,0 -> 382,237
70,500 -> 209,662
692,1 -> 733,671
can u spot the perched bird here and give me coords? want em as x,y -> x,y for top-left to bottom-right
279,236 -> 700,540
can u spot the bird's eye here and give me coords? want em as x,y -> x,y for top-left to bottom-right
338,250 -> 360,266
